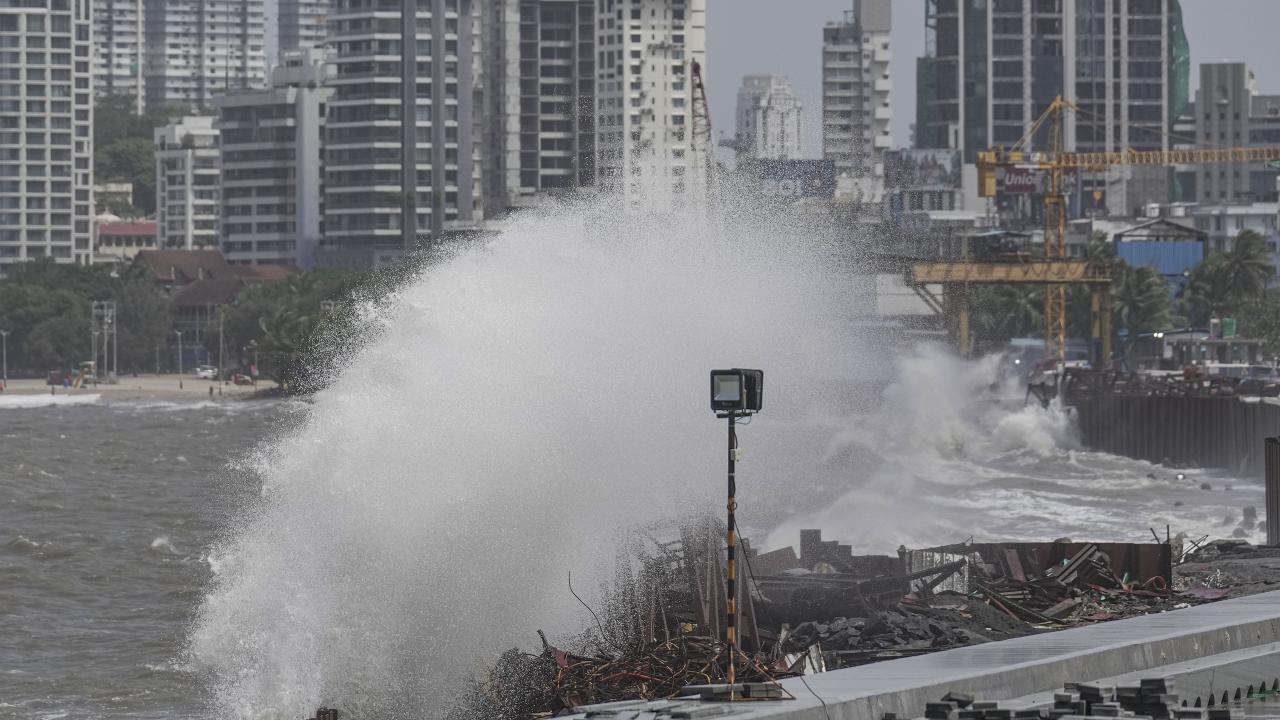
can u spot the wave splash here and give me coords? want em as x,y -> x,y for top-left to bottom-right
764,346 -> 1082,553
187,204 -> 882,718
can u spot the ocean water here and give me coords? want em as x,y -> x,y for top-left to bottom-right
0,398 -> 307,719
0,207 -> 1267,719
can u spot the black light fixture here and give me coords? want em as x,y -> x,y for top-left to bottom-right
707,367 -> 765,699
709,368 -> 763,414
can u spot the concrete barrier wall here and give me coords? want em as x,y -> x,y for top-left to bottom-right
1072,396 -> 1280,477
721,591 -> 1280,720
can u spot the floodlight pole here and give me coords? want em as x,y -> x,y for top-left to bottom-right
722,410 -> 740,695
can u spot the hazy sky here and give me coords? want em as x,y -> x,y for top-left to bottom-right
705,0 -> 1280,158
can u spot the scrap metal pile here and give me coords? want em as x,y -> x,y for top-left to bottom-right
931,541 -> 1182,625
452,525 -> 1228,719
545,636 -> 790,709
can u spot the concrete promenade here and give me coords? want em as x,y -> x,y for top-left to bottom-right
576,590 -> 1280,720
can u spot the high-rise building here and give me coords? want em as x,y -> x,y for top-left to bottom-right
484,0 -> 595,212
1173,63 -> 1280,204
594,0 -> 707,209
93,0 -> 144,112
143,0 -> 267,109
155,116 -> 221,249
216,49 -> 331,268
916,0 -> 1190,215
0,0 -> 95,275
733,75 -> 802,162
822,1 -> 891,180
279,0 -> 329,60
321,0 -> 484,268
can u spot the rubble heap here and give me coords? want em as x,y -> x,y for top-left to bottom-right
447,526 -> 1246,720
782,598 -> 1033,665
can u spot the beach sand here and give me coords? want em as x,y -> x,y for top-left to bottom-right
0,374 -> 279,403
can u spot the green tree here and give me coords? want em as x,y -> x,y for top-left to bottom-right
972,284 -> 1043,341
1112,265 -> 1172,337
1181,230 -> 1274,325
0,260 -> 174,374
93,97 -> 189,215
210,269 -> 370,389
96,137 -> 157,214
1220,229 -> 1274,301
974,232 -> 1174,350
1236,291 -> 1280,358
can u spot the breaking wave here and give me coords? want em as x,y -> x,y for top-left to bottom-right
0,393 -> 101,410
189,201 -> 1262,718
188,203 -> 886,718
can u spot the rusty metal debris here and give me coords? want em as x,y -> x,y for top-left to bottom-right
546,636 -> 792,709
450,525 -> 1238,719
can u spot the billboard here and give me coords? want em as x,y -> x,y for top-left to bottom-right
884,149 -> 962,189
1003,167 -> 1041,193
999,166 -> 1080,194
755,159 -> 836,199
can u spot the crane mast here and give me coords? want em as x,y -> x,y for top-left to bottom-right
975,96 -> 1280,365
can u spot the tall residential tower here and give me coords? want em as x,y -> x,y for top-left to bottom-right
0,0 -> 95,274
822,0 -> 892,182
143,0 -> 268,109
321,0 -> 484,267
279,0 -> 329,59
155,116 -> 221,249
916,0 -> 1189,214
93,0 -> 144,112
485,0 -> 595,212
594,0 -> 707,209
733,75 -> 802,162
1174,63 -> 1280,204
216,49 -> 331,268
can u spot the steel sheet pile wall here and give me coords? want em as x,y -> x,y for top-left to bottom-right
1073,396 -> 1280,476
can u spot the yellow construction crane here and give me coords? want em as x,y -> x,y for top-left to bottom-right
975,96 -> 1280,365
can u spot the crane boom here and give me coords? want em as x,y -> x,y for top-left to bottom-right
971,96 -> 1280,364
980,147 -> 1280,190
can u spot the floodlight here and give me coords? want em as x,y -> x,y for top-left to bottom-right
710,368 -> 763,413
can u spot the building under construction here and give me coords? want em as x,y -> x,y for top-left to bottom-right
593,0 -> 709,209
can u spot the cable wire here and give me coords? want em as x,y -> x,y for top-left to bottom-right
796,672 -> 833,720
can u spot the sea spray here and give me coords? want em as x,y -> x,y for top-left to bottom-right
763,346 -> 1085,553
188,204 -> 885,718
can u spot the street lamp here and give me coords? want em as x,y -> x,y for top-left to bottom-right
174,329 -> 184,389
0,329 -> 7,391
708,368 -> 763,697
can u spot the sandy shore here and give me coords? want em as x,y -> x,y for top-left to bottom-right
0,374 -> 279,402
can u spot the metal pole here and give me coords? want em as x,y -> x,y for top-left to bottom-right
1,330 -> 7,390
218,309 -> 224,384
176,330 -> 183,389
1267,437 -> 1280,547
112,302 -> 117,380
725,412 -> 738,695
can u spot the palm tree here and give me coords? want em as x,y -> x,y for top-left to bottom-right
1183,252 -> 1233,325
972,284 -> 1043,341
1221,229 -> 1275,301
1112,265 -> 1172,336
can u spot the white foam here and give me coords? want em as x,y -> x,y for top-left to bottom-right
0,393 -> 101,409
188,202 -> 884,718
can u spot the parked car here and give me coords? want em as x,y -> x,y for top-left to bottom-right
195,365 -> 218,380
